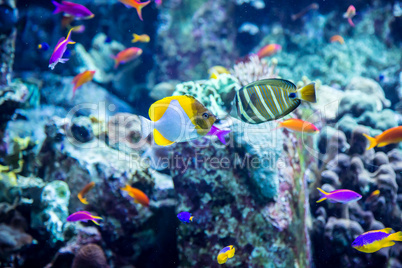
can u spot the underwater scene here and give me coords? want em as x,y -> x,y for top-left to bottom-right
0,0 -> 402,267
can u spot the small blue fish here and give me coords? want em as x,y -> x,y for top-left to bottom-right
177,211 -> 193,223
352,228 -> 402,253
38,42 -> 50,51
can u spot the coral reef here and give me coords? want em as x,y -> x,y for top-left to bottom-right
71,243 -> 108,268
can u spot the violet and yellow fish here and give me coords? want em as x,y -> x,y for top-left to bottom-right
131,33 -> 150,43
217,245 -> 235,264
77,181 -> 95,205
72,70 -> 95,98
112,47 -> 142,69
139,95 -> 216,146
317,188 -> 362,203
352,228 -> 402,253
49,27 -> 77,70
206,125 -> 231,145
363,126 -> 402,150
177,212 -> 193,223
52,1 -> 94,19
118,0 -> 150,21
67,211 -> 102,225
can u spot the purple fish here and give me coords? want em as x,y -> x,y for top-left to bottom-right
52,1 -> 94,19
352,228 -> 402,253
177,211 -> 193,223
49,27 -> 77,70
67,211 -> 102,225
316,188 -> 362,203
207,125 -> 231,145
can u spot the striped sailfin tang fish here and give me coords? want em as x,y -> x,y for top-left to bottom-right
232,79 -> 316,124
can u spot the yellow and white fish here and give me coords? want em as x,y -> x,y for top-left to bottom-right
140,95 -> 216,146
232,78 -> 316,124
208,65 -> 230,79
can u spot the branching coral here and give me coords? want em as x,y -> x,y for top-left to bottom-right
230,55 -> 278,86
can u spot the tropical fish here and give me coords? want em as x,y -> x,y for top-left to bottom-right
276,118 -> 319,133
70,24 -> 85,33
291,3 -> 319,21
177,212 -> 193,223
207,125 -> 231,145
131,33 -> 150,43
352,228 -> 402,253
120,184 -> 150,206
52,1 -> 94,19
77,181 -> 95,205
38,42 -> 50,51
49,27 -> 77,70
232,79 -> 316,124
317,188 -> 362,203
343,5 -> 356,27
217,245 -> 235,264
72,70 -> 96,98
363,126 -> 402,150
112,47 -> 142,69
256,44 -> 282,58
208,66 -> 230,79
330,35 -> 345,44
139,95 -> 216,146
118,0 -> 150,21
67,211 -> 102,225
365,189 -> 380,203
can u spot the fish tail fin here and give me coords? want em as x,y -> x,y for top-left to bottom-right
216,130 -> 230,145
52,1 -> 63,14
189,216 -> 194,222
297,83 -> 316,103
78,195 -> 88,205
348,18 -> 355,27
389,231 -> 402,242
91,220 -> 100,225
131,34 -> 139,43
362,133 -> 377,150
120,184 -> 130,192
316,187 -> 328,203
139,116 -> 153,139
135,0 -> 150,21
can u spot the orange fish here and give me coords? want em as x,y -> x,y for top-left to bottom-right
77,182 -> 95,205
291,3 -> 319,21
276,119 -> 319,133
330,35 -> 345,44
120,184 -> 150,206
112,47 -> 142,69
118,0 -> 150,21
72,70 -> 95,98
131,33 -> 150,43
256,44 -> 282,59
363,126 -> 402,150
343,5 -> 356,27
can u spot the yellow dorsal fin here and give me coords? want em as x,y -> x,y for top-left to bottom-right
153,129 -> 174,146
149,95 -> 195,122
381,228 -> 393,233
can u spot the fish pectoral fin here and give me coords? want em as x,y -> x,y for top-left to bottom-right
59,58 -> 69,63
153,129 -> 174,146
377,142 -> 389,147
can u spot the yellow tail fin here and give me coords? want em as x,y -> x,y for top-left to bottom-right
362,133 -> 377,150
132,34 -> 139,43
316,187 -> 328,203
189,216 -> 194,222
389,231 -> 402,242
297,83 -> 316,103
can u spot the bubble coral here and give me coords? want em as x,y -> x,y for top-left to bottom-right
71,244 -> 108,268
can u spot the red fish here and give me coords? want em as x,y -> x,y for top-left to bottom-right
343,5 -> 356,27
112,47 -> 142,69
256,44 -> 282,59
121,184 -> 150,206
72,70 -> 95,98
77,181 -> 95,204
363,126 -> 402,150
118,0 -> 151,21
277,119 -> 319,133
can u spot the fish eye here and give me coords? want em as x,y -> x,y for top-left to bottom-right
202,113 -> 209,119
288,92 -> 296,99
